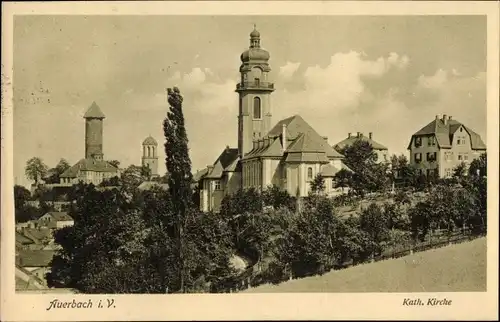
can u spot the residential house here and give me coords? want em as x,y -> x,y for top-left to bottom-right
16,249 -> 56,284
407,114 -> 487,178
333,132 -> 390,164
38,211 -> 74,229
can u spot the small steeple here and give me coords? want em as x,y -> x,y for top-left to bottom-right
250,24 -> 261,48
84,101 -> 105,119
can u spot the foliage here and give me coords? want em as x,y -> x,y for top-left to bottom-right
163,87 -> 194,293
453,162 -> 468,179
309,174 -> 326,195
14,185 -> 43,223
121,165 -> 151,190
469,153 -> 487,177
359,203 -> 390,257
261,185 -> 296,211
333,168 -> 353,190
25,157 -> 48,184
108,160 -> 121,169
338,140 -> 390,196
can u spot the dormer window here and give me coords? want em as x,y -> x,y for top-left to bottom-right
414,137 -> 422,148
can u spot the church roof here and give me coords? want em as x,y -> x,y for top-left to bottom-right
334,134 -> 388,152
83,102 -> 105,119
407,116 -> 486,150
60,158 -> 119,178
143,136 -> 158,146
244,115 -> 344,161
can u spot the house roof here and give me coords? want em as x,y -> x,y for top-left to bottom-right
407,117 -> 487,150
60,158 -> 119,178
333,134 -> 388,151
193,168 -> 209,182
22,228 -> 53,243
42,212 -> 73,222
84,102 -> 105,119
244,115 -> 344,160
319,162 -> 353,177
204,147 -> 240,179
137,181 -> 169,191
16,250 -> 56,267
16,232 -> 36,245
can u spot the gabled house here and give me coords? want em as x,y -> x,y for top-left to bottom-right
407,114 -> 487,178
38,212 -> 74,229
16,249 -> 56,284
333,132 -> 389,164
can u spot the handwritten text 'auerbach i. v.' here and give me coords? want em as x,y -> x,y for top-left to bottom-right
46,299 -> 116,311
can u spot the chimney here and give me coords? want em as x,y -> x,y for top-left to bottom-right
448,115 -> 452,121
348,132 -> 352,138
207,165 -> 214,172
435,115 -> 439,120
225,145 -> 230,152
369,132 -> 373,140
442,114 -> 447,125
282,123 -> 287,151
357,132 -> 361,138
322,136 -> 328,143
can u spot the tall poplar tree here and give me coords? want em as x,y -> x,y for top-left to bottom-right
163,87 -> 193,293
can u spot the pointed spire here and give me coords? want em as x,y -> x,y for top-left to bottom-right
84,101 -> 105,119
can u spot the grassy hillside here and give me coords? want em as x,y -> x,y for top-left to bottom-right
245,237 -> 486,293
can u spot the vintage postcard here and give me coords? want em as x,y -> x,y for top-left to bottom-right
1,1 -> 499,321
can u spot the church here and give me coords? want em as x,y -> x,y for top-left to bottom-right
197,27 -> 351,212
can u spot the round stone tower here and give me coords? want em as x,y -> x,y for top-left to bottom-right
84,101 -> 105,160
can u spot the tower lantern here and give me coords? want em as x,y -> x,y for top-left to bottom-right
236,26 -> 275,158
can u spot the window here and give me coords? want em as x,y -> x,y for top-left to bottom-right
307,167 -> 313,180
253,97 -> 261,119
255,78 -> 260,86
426,152 -> 437,162
460,127 -> 463,132
458,154 -> 463,161
332,179 -> 336,189
428,136 -> 436,146
414,153 -> 422,163
214,181 -> 221,190
414,137 -> 422,147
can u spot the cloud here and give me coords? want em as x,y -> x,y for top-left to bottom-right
279,62 -> 301,79
417,68 -> 448,89
273,51 -> 410,120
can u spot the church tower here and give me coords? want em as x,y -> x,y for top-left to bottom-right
142,136 -> 159,177
236,26 -> 275,158
84,102 -> 105,160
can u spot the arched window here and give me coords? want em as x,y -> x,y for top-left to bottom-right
147,146 -> 151,157
253,97 -> 261,119
307,167 -> 313,180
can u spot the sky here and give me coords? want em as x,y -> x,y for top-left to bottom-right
13,15 -> 487,188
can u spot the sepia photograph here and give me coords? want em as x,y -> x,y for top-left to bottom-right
1,1 -> 499,321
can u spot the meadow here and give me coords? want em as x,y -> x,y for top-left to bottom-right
244,237 -> 487,293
